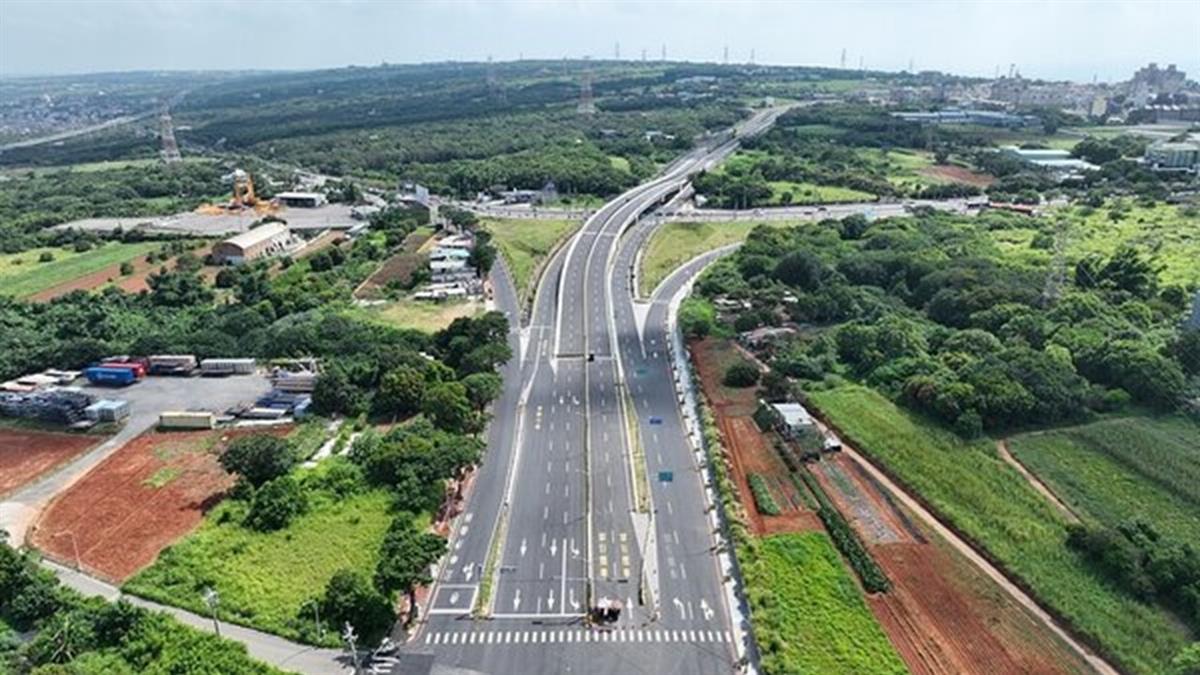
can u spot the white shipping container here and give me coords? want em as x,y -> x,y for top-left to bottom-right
159,411 -> 216,429
200,358 -> 256,375
241,407 -> 287,420
149,355 -> 198,368
272,372 -> 317,392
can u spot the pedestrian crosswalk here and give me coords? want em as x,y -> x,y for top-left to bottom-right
424,628 -> 731,647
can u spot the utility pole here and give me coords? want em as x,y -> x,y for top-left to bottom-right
202,587 -> 221,637
302,599 -> 324,641
342,622 -> 362,675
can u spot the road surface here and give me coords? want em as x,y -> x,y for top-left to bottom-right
407,108 -> 786,675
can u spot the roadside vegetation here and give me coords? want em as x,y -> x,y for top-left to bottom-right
482,216 -> 579,300
639,220 -> 762,296
1,540 -> 279,673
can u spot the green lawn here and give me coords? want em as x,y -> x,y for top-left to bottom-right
746,533 -> 906,675
124,485 -> 398,646
1008,416 -> 1200,542
483,217 -> 579,300
363,297 -> 484,333
639,220 -> 764,296
806,385 -> 1192,674
0,241 -> 161,297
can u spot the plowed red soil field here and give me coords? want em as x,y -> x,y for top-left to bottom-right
0,428 -> 104,498
30,427 -> 286,582
918,164 -> 995,188
813,453 -> 1090,675
690,338 -> 820,534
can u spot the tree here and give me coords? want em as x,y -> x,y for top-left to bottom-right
244,475 -> 307,531
773,250 -> 824,291
119,261 -> 134,276
421,381 -> 475,433
678,298 -> 716,339
723,362 -> 760,388
219,435 -> 295,488
1169,643 -> 1200,675
319,569 -> 394,646
374,516 -> 446,623
376,366 -> 426,417
462,372 -> 503,411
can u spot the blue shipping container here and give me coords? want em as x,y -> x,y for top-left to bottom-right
84,367 -> 136,386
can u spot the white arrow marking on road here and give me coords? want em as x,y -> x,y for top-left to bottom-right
548,590 -> 556,610
569,589 -> 580,611
449,591 -> 460,604
462,564 -> 474,581
550,539 -> 558,557
673,597 -> 685,620
520,538 -> 527,557
513,590 -> 521,611
701,599 -> 714,621
571,539 -> 580,557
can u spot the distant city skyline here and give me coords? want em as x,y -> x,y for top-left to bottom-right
1,0 -> 1197,83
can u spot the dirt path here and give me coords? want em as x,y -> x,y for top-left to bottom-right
840,444 -> 1119,675
997,440 -> 1081,525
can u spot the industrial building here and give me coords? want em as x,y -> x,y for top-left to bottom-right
212,223 -> 295,265
275,191 -> 327,208
1000,146 -> 1098,178
1145,141 -> 1200,172
892,109 -> 1038,128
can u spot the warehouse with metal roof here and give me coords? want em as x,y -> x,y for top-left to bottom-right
212,222 -> 294,265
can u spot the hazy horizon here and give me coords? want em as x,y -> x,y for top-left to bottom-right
2,0 -> 1198,84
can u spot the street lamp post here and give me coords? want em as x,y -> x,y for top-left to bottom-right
202,587 -> 221,637
301,599 -> 324,641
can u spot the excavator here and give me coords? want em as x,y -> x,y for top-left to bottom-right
196,168 -> 278,215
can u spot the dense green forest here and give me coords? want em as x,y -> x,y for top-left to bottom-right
1,540 -> 279,674
689,210 -> 1197,435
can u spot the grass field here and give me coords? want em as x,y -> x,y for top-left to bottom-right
125,485 -> 397,646
358,297 -> 484,334
988,201 -> 1200,288
806,385 -> 1192,674
0,241 -> 161,297
765,180 -> 876,205
483,217 -> 579,300
639,220 -> 763,295
1008,416 -> 1200,542
745,533 -> 906,675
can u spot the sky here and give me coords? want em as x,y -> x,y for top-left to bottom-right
1,0 -> 1198,83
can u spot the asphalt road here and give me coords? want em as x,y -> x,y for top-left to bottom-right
408,107 -> 786,675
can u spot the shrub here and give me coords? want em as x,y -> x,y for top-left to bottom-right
245,475 -> 308,531
38,252 -> 54,263
724,361 -> 760,388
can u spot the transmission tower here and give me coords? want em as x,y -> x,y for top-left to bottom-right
661,44 -> 667,61
723,45 -> 729,65
749,48 -> 755,65
641,48 -> 647,62
615,41 -> 621,60
159,108 -> 181,164
1042,218 -> 1071,306
840,48 -> 846,69
486,55 -> 506,103
577,68 -> 597,114
908,57 -> 914,73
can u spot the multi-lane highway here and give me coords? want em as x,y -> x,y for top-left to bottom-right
407,107 -> 785,675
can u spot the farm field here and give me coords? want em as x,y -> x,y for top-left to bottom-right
0,426 -> 104,498
0,241 -> 160,298
746,532 -> 907,675
811,453 -> 1091,675
1007,416 -> 1200,542
482,217 -> 578,300
29,428 -> 262,581
639,221 -> 761,296
125,481 -> 398,646
691,338 -> 820,534
806,384 -> 1192,674
352,227 -> 434,300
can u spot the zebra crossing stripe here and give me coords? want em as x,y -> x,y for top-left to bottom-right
425,628 -> 731,646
